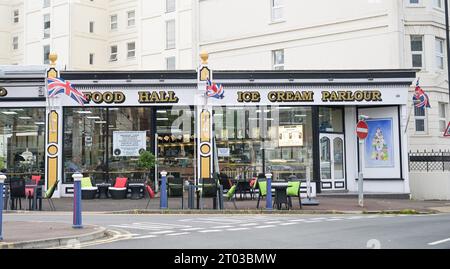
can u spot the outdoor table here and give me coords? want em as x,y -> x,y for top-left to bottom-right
96,183 -> 111,199
128,183 -> 144,200
271,182 -> 289,210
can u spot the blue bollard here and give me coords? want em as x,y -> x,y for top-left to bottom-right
0,173 -> 5,241
265,173 -> 272,210
72,173 -> 83,229
160,171 -> 168,209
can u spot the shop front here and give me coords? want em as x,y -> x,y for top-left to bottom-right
1,63 -> 416,198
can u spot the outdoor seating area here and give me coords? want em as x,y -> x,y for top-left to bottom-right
3,175 -> 49,211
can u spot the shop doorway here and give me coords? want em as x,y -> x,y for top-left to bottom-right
319,134 -> 346,190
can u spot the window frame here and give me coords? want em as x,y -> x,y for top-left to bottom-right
439,102 -> 448,133
89,53 -> 94,65
414,105 -> 428,134
109,45 -> 118,62
110,14 -> 118,31
410,35 -> 424,69
13,9 -> 19,24
166,56 -> 176,70
43,13 -> 51,39
43,0 -> 50,8
166,0 -> 176,13
272,49 -> 285,70
166,20 -> 176,50
12,36 -> 19,50
43,45 -> 51,64
271,0 -> 284,22
127,42 -> 136,59
435,37 -> 445,70
127,10 -> 136,28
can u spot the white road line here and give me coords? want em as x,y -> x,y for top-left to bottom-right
290,219 -> 306,222
109,225 -> 167,231
280,223 -> 297,226
149,231 -> 176,234
366,215 -> 379,218
133,235 -> 158,240
181,227 -> 204,231
134,222 -> 192,228
326,219 -> 343,222
240,223 -> 258,226
265,221 -> 282,224
347,216 -> 363,220
255,225 -> 276,229
311,218 -> 327,220
199,229 -> 222,233
212,225 -> 233,229
227,228 -> 250,231
428,238 -> 450,246
166,232 -> 190,236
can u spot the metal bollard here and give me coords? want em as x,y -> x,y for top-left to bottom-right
72,173 -> 83,229
160,171 -> 168,209
265,173 -> 273,210
0,173 -> 6,240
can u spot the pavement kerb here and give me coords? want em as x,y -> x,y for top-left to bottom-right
0,225 -> 108,249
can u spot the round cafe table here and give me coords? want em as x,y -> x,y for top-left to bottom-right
96,183 -> 111,199
128,183 -> 144,200
271,182 -> 289,210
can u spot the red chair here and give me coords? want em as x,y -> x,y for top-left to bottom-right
109,177 -> 128,199
25,175 -> 42,210
145,183 -> 155,209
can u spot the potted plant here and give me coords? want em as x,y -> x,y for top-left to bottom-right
137,150 -> 156,187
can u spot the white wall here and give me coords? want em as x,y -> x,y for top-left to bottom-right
410,172 -> 450,200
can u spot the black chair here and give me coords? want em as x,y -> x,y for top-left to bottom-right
199,177 -> 219,209
167,175 -> 184,209
2,184 -> 9,210
218,173 -> 232,193
10,178 -> 26,210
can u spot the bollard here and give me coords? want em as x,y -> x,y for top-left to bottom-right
72,173 -> 83,229
160,171 -> 168,209
265,173 -> 273,210
0,173 -> 6,241
358,172 -> 364,207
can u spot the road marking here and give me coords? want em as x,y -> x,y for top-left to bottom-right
303,220 -> 322,223
199,229 -> 222,233
311,218 -> 327,220
212,225 -> 233,229
150,231 -> 176,235
265,221 -> 282,224
280,223 -> 297,226
227,228 -> 250,231
326,218 -> 342,222
109,225 -> 166,231
347,216 -> 363,220
181,228 -> 204,231
290,219 -> 306,222
240,223 -> 258,226
428,238 -> 450,246
134,222 -> 192,228
166,232 -> 190,236
255,225 -> 276,229
133,235 -> 158,240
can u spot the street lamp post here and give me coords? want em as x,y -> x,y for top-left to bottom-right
445,0 -> 450,103
0,173 -> 5,241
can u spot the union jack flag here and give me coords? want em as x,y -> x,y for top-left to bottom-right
412,79 -> 430,109
206,78 -> 224,99
47,77 -> 88,105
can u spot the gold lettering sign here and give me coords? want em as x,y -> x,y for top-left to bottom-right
83,91 -> 125,104
267,91 -> 314,102
237,91 -> 261,102
321,91 -> 383,102
139,91 -> 179,103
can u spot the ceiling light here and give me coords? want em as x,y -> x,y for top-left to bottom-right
76,111 -> 92,114
87,116 -> 101,120
2,111 -> 17,115
19,116 -> 32,120
157,110 -> 167,113
157,118 -> 169,121
95,121 -> 107,124
34,122 -> 45,125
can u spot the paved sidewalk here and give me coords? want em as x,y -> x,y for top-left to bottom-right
0,221 -> 106,249
4,195 -> 450,213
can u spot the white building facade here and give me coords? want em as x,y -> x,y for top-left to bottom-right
0,0 -> 449,151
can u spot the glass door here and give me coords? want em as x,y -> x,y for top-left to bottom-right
319,134 -> 346,190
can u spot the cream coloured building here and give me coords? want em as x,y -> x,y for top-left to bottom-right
0,0 -> 449,151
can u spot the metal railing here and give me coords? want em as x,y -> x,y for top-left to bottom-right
408,150 -> 450,172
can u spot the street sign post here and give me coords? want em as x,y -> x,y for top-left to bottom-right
357,117 -> 369,208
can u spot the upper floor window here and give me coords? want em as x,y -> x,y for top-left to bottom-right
271,0 -> 284,22
110,15 -> 118,30
166,20 -> 175,49
409,0 -> 419,4
44,14 -> 51,39
12,36 -> 18,50
43,0 -> 50,8
272,49 -> 284,70
13,9 -> 19,24
166,57 -> 176,70
127,42 -> 136,59
414,106 -> 427,133
435,38 -> 445,70
433,0 -> 443,9
127,10 -> 135,27
439,102 -> 448,132
166,0 -> 176,13
411,35 -> 423,68
43,45 -> 50,64
89,53 -> 94,65
89,21 -> 95,33
110,45 -> 118,62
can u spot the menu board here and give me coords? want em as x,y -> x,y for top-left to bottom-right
278,125 -> 304,147
113,131 -> 147,156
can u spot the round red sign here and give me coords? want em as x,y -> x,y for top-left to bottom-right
356,120 -> 369,140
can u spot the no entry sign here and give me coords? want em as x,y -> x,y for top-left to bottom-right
356,120 -> 369,140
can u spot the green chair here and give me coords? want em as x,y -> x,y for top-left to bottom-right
287,180 -> 302,209
256,178 -> 267,209
224,185 -> 237,209
44,180 -> 59,211
81,177 -> 98,200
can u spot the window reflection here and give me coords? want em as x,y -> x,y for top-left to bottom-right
0,108 -> 46,179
